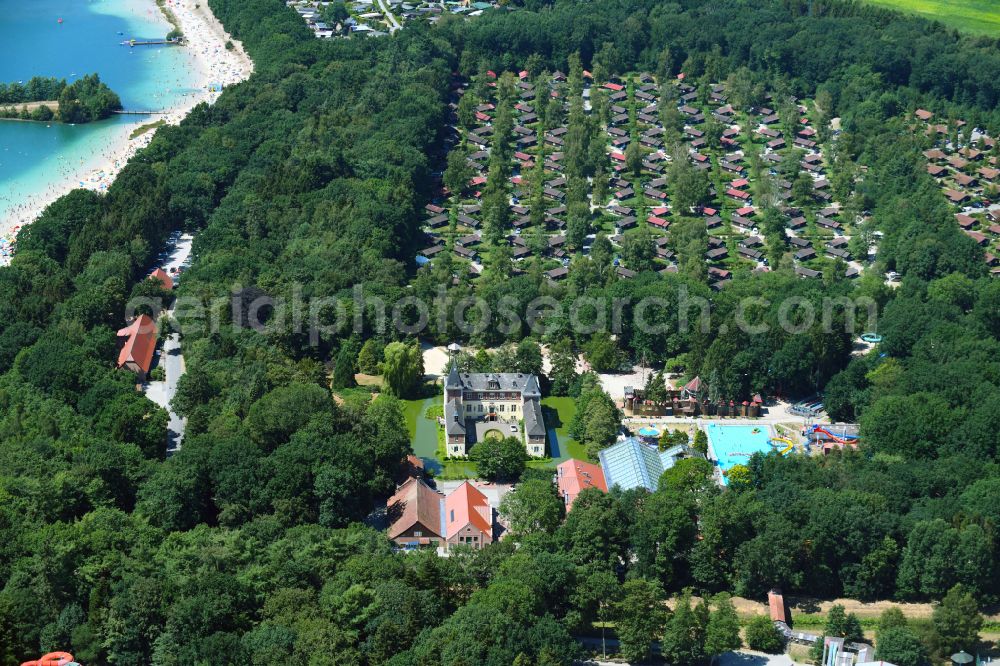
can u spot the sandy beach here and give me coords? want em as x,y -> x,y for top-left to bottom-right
0,0 -> 252,264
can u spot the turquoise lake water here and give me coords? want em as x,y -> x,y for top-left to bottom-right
705,423 -> 776,483
0,0 -> 201,221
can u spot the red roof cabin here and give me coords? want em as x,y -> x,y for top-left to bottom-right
148,267 -> 174,290
768,589 -> 789,624
944,189 -> 969,204
116,314 -> 157,381
955,213 -> 976,229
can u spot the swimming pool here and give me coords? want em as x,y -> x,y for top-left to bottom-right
705,423 -> 776,483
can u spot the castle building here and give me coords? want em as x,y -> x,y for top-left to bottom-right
444,364 -> 546,458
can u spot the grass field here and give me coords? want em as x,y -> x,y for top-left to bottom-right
130,119 -> 166,139
865,0 -> 1000,36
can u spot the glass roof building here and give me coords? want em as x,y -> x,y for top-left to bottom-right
598,437 -> 697,492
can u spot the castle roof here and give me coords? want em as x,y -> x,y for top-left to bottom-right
453,372 -> 538,392
523,398 -> 546,437
445,398 -> 466,435
522,373 -> 541,398
446,361 -> 463,389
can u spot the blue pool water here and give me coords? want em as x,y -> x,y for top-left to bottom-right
0,0 -> 200,222
705,423 -> 775,482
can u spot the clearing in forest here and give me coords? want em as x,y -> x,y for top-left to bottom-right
865,0 -> 1000,36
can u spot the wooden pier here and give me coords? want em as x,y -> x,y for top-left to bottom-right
113,110 -> 170,116
120,38 -> 183,47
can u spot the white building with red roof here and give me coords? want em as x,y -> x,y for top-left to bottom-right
444,481 -> 493,550
556,459 -> 608,510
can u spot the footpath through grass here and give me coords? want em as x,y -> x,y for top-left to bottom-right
865,0 -> 1000,36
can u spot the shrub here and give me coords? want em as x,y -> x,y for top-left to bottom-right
745,615 -> 785,654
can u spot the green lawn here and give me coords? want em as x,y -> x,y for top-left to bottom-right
865,0 -> 1000,35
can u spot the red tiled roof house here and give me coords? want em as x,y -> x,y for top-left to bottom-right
116,314 -> 158,381
556,459 -> 608,510
387,477 -> 445,549
445,481 -> 493,550
149,268 -> 174,290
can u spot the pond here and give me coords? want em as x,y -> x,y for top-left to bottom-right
408,396 -> 442,474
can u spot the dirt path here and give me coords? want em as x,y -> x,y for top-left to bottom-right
680,595 -> 1000,623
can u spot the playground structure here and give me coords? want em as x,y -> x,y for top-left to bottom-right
20,652 -> 79,666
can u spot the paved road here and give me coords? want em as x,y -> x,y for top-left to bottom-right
144,232 -> 193,455
377,0 -> 401,32
146,334 -> 186,454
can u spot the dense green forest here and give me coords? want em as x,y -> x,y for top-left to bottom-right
0,0 -> 999,663
0,77 -> 68,104
0,74 -> 121,123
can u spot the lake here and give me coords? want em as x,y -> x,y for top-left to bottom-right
0,0 -> 201,221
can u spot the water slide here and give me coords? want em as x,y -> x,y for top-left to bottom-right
20,653 -> 77,666
810,426 -> 858,446
770,437 -> 795,455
